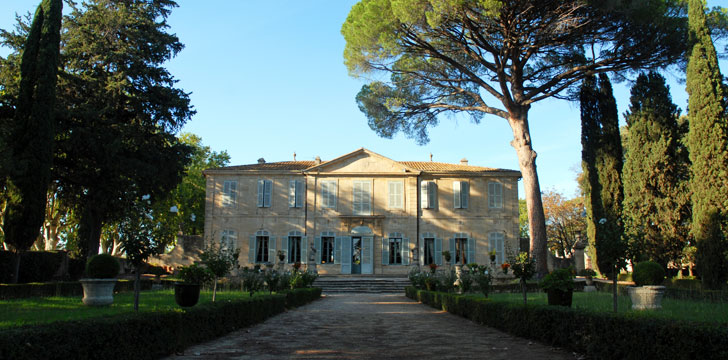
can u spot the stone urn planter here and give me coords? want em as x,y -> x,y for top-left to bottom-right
80,278 -> 118,306
628,285 -> 666,310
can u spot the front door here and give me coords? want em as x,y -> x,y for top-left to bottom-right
351,237 -> 362,274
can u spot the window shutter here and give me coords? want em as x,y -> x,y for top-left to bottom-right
382,238 -> 389,265
296,180 -> 304,207
462,182 -> 469,209
314,236 -> 321,262
331,181 -> 338,209
467,237 -> 475,264
428,182 -> 437,208
257,180 -> 264,207
419,237 -> 425,264
282,236 -> 288,262
249,236 -> 256,263
497,234 -> 504,265
289,180 -> 296,207
301,236 -> 308,263
435,238 -> 443,265
453,181 -> 461,209
269,236 -> 276,263
489,235 -> 496,264
334,236 -> 342,264
402,238 -> 409,265
230,181 -> 237,203
449,237 -> 456,263
363,181 -> 371,214
264,180 -> 272,207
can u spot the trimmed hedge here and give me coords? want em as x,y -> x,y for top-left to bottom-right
406,287 -> 728,360
0,279 -> 177,300
0,287 -> 321,360
0,251 -> 67,283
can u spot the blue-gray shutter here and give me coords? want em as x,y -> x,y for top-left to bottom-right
453,181 -> 461,208
462,182 -> 469,209
435,238 -> 443,265
428,182 -> 437,208
362,236 -> 373,274
419,237 -> 425,264
257,180 -> 264,207
331,181 -> 338,209
268,236 -> 276,263
282,236 -> 289,261
314,236 -> 322,263
402,238 -> 410,265
297,180 -> 304,207
341,236 -> 352,274
301,236 -> 308,263
449,238 -> 456,263
249,236 -> 256,263
467,237 -> 475,264
421,182 -> 428,208
264,180 -> 272,207
334,236 -> 342,264
382,237 -> 389,265
289,180 -> 296,207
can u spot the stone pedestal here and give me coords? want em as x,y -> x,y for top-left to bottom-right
583,285 -> 597,292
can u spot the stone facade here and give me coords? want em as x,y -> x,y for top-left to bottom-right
203,148 -> 521,275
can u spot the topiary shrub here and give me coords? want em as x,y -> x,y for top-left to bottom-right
632,261 -> 665,286
539,267 -> 575,292
85,254 -> 120,279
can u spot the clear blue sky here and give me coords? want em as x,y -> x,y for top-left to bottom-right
1,0 -> 726,198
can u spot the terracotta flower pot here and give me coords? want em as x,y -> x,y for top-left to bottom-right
174,282 -> 201,307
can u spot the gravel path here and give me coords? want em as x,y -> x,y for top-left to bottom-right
165,293 -> 580,360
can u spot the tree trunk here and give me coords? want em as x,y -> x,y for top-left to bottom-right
612,266 -> 618,313
134,267 -> 140,311
12,251 -> 21,284
508,110 -> 549,276
521,277 -> 527,306
78,198 -> 104,262
212,276 -> 218,302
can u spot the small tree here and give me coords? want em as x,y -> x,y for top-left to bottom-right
510,252 -> 536,306
118,195 -> 170,311
200,242 -> 239,302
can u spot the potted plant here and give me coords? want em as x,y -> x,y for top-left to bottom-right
500,262 -> 510,275
442,250 -> 451,265
489,250 -> 497,263
579,268 -> 597,286
539,267 -> 575,307
80,254 -> 120,306
628,261 -> 666,310
277,250 -> 285,262
175,264 -> 213,307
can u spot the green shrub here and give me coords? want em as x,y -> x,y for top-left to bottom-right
0,251 -> 67,283
632,261 -> 665,286
406,287 -> 728,359
617,272 -> 633,282
539,268 -> 575,292
85,254 -> 120,279
178,264 -> 213,284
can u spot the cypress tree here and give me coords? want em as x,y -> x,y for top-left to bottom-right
686,0 -> 728,289
2,0 -> 62,283
623,72 -> 690,270
581,73 -> 626,311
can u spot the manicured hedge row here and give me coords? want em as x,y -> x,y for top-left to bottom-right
406,287 -> 728,360
0,251 -> 69,283
0,279 -> 178,300
594,281 -> 728,303
0,288 -> 321,360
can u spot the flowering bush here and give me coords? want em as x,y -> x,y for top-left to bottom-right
501,263 -> 511,274
429,263 -> 438,273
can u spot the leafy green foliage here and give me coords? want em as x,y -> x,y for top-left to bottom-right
623,72 -> 690,270
518,199 -> 529,239
178,264 -> 213,285
84,254 -> 119,279
539,268 -> 575,292
694,210 -> 728,289
509,251 -> 536,305
687,0 -> 728,291
240,268 -> 265,296
632,261 -> 666,286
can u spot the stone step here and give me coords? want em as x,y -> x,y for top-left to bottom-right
314,277 -> 410,294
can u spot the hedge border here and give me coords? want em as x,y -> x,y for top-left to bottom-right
406,286 -> 728,360
0,287 -> 322,360
0,279 -> 179,300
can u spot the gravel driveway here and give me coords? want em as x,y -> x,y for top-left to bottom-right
165,293 -> 580,359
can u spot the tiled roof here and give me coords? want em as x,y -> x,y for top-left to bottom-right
212,160 -> 517,174
214,161 -> 316,171
400,161 -> 517,173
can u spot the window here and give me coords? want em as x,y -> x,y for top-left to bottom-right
489,232 -> 505,265
221,229 -> 236,251
421,181 -> 437,209
389,238 -> 402,264
321,180 -> 337,209
257,179 -> 272,208
453,181 -> 469,209
289,180 -> 304,208
288,235 -> 301,263
352,180 -> 371,215
489,182 -> 503,208
320,236 -> 335,264
222,180 -> 237,207
454,238 -> 468,265
388,181 -> 404,209
424,238 -> 435,265
255,235 -> 269,263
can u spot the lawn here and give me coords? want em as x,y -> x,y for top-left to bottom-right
0,289 -> 267,329
485,291 -> 728,324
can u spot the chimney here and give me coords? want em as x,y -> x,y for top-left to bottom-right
293,152 -> 297,161
460,158 -> 468,165
429,153 -> 433,162
315,156 -> 322,165
257,158 -> 265,164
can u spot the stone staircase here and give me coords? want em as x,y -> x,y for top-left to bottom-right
314,276 -> 411,294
